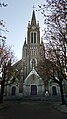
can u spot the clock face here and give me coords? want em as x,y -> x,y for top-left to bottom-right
32,26 -> 36,30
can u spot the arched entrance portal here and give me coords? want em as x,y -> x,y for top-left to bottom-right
52,86 -> 57,95
31,85 -> 37,95
11,86 -> 16,96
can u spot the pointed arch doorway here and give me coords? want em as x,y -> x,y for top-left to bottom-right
52,86 -> 57,95
31,85 -> 37,95
11,86 -> 16,96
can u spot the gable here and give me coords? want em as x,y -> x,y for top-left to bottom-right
24,67 -> 44,85
25,67 -> 40,81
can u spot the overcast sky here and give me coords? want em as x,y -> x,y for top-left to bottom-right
0,0 -> 45,60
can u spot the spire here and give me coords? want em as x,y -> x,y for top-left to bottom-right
41,37 -> 43,44
24,37 -> 26,46
31,10 -> 36,25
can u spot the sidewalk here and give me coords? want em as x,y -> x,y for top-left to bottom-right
53,102 -> 67,113
0,102 -> 8,110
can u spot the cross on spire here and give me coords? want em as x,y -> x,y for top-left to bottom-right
32,5 -> 35,10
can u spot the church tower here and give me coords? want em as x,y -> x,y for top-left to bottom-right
22,10 -> 45,79
6,10 -> 61,97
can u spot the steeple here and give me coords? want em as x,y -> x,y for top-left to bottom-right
31,10 -> 36,25
24,38 -> 26,45
27,9 -> 40,44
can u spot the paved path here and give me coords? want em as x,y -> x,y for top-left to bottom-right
0,101 -> 67,119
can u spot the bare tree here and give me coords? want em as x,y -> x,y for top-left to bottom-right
0,1 -> 8,7
0,39 -> 18,103
0,5 -> 17,103
38,0 -> 67,104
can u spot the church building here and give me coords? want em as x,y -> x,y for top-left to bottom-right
5,10 -> 61,97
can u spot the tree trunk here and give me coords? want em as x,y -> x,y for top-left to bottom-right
0,65 -> 6,103
0,81 -> 4,103
60,80 -> 65,105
